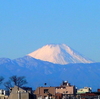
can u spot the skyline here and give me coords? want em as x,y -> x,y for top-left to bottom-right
0,0 -> 100,62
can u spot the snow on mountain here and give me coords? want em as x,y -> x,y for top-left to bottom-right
28,44 -> 93,64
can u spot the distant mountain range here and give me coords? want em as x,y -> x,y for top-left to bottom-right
0,44 -> 99,91
28,44 -> 93,64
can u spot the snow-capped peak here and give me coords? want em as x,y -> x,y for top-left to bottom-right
28,44 -> 93,64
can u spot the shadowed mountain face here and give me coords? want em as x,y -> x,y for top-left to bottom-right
0,56 -> 99,91
28,44 -> 93,64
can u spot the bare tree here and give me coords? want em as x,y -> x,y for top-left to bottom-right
0,76 -> 4,85
17,76 -> 27,87
10,75 -> 27,87
4,75 -> 27,89
4,80 -> 12,90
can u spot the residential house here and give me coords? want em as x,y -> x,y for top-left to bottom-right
8,86 -> 34,99
34,87 -> 55,99
78,92 -> 100,99
77,89 -> 100,99
0,89 -> 8,99
77,87 -> 91,94
55,81 -> 76,99
56,81 -> 76,94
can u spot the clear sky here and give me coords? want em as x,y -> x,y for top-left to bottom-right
0,0 -> 100,62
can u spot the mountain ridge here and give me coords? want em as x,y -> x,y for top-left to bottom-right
0,44 -> 98,91
0,56 -> 99,91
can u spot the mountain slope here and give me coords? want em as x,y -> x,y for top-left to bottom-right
28,44 -> 93,64
0,56 -> 99,91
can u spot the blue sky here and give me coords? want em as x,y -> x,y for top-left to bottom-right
0,0 -> 100,62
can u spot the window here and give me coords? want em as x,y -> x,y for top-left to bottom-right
66,91 -> 68,93
44,89 -> 49,93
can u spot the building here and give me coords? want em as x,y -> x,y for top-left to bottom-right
34,87 -> 55,99
55,81 -> 76,99
8,86 -> 34,99
55,93 -> 63,99
77,87 -> 91,94
56,81 -> 76,95
34,81 -> 76,99
78,92 -> 100,99
77,89 -> 100,99
0,89 -> 8,99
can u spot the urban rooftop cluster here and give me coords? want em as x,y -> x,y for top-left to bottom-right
0,80 -> 100,99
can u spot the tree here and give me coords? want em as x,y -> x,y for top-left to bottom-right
4,75 -> 27,89
10,75 -> 27,87
4,80 -> 12,90
0,76 -> 4,85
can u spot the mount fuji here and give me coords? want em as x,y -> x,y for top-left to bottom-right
0,44 -> 99,91
28,44 -> 93,64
